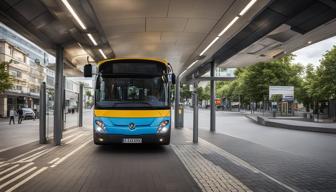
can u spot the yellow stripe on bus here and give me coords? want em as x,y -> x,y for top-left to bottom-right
94,110 -> 171,118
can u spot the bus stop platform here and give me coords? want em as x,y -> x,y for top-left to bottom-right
1,126 -> 336,192
245,114 -> 336,134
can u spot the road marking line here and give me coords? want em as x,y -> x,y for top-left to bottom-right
0,163 -> 9,168
7,146 -> 45,162
0,165 -> 19,176
65,134 -> 85,144
62,132 -> 80,141
51,139 -> 92,168
19,147 -> 58,163
5,167 -> 48,192
48,158 -> 60,164
17,149 -> 48,162
0,163 -> 33,182
0,166 -> 37,190
63,127 -> 80,135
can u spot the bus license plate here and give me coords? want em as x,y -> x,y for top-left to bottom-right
122,138 -> 142,144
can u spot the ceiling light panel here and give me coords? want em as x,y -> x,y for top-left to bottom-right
61,0 -> 87,30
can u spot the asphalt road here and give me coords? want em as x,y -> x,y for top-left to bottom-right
1,108 -> 336,191
182,108 -> 336,163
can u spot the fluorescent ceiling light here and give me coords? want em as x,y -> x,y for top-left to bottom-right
99,49 -> 107,59
87,33 -> 97,46
61,0 -> 87,30
239,0 -> 257,16
218,16 -> 239,37
200,37 -> 220,56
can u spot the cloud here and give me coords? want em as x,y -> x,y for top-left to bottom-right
293,36 -> 336,66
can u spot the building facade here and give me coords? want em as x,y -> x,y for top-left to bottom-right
0,23 -> 80,118
0,40 -> 46,117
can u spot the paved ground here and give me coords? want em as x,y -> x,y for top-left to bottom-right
1,109 -> 336,191
0,110 -> 92,152
183,108 -> 336,162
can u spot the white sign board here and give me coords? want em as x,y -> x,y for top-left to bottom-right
269,86 -> 294,101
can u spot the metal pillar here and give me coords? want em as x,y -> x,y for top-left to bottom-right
210,61 -> 216,132
39,82 -> 47,144
174,76 -> 183,128
62,76 -> 66,131
193,82 -> 198,143
54,46 -> 64,146
79,83 -> 83,127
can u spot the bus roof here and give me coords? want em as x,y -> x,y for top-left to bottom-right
97,58 -> 169,66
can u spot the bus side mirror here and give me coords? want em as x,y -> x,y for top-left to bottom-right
84,64 -> 92,77
171,73 -> 176,85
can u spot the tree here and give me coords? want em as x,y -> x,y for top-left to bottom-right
301,64 -> 318,111
316,45 -> 336,100
232,55 -> 304,103
180,84 -> 191,102
85,90 -> 92,97
0,62 -> 13,93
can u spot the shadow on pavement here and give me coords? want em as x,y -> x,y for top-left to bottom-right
95,144 -> 167,154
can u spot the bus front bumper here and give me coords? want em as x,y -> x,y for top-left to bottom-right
94,132 -> 170,145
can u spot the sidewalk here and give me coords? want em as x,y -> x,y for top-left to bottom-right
245,112 -> 336,134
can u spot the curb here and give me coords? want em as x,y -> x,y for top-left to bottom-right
245,115 -> 336,134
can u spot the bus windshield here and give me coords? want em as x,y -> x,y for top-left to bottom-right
95,75 -> 169,109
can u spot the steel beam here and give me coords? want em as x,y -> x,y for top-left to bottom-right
210,62 -> 216,132
193,82 -> 198,143
54,46 -> 64,146
79,83 -> 84,127
174,76 -> 183,128
39,82 -> 47,144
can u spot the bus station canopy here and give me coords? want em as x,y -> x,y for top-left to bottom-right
1,0 -> 336,78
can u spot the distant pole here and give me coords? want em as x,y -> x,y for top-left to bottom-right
210,61 -> 216,132
263,95 -> 265,116
193,82 -> 198,144
174,76 -> 183,128
238,95 -> 241,112
78,83 -> 83,127
39,82 -> 47,144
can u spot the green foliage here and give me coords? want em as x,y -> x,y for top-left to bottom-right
0,62 -> 13,93
180,84 -> 191,101
316,45 -> 336,100
85,90 -> 92,97
217,55 -> 305,104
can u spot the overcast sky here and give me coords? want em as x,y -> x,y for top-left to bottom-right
293,36 -> 336,67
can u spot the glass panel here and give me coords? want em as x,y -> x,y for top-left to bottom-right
64,78 -> 79,129
95,76 -> 169,109
46,88 -> 54,139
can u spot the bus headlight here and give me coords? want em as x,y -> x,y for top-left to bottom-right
157,120 -> 169,134
95,120 -> 105,133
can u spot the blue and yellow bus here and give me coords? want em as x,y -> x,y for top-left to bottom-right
84,58 -> 175,145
